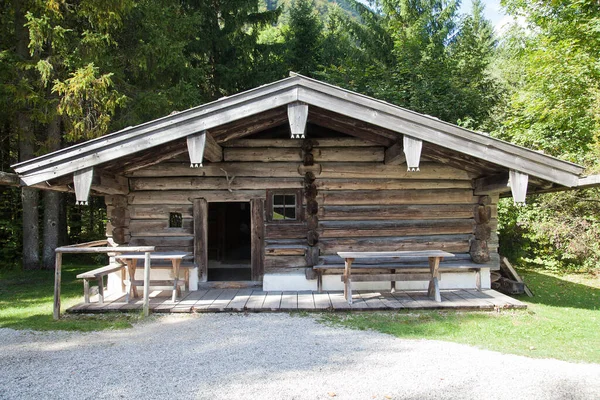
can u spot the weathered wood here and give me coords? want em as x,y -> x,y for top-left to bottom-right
73,167 -> 94,205
319,162 -> 472,180
265,255 -> 308,269
343,273 -> 433,282
251,198 -> 265,281
130,177 -> 303,191
288,102 -> 309,139
223,138 -> 378,148
55,246 -> 154,254
316,179 -> 472,191
129,219 -> 192,236
53,252 -> 62,320
193,198 -> 208,282
265,223 -> 307,239
474,172 -> 510,195
403,136 -> 422,171
319,234 -> 472,255
319,204 -> 475,221
130,161 -> 470,180
130,205 -> 193,219
473,205 -> 492,224
384,141 -> 406,165
224,148 -> 302,162
501,257 -> 534,297
143,251 -> 151,316
313,147 -> 384,162
470,239 -> 490,263
265,245 -> 307,256
91,172 -> 129,195
318,189 -> 475,205
320,219 -> 474,237
128,190 -> 265,204
509,169 -> 529,204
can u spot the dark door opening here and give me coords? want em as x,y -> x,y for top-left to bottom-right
207,202 -> 251,281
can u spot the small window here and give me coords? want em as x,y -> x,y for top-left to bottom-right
169,212 -> 183,228
268,190 -> 302,222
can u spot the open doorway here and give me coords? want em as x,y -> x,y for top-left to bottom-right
207,202 -> 251,281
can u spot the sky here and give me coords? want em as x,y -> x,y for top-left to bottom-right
458,0 -> 511,33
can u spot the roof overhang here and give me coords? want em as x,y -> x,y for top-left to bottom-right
12,74 -> 586,188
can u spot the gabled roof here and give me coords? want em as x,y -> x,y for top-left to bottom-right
13,73 -> 586,187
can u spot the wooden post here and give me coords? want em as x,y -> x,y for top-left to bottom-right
344,258 -> 354,304
193,198 -> 208,282
250,198 -> 265,281
143,251 -> 151,317
53,251 -> 62,320
428,257 -> 441,302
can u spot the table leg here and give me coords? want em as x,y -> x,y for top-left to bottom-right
428,257 -> 441,302
128,259 -> 138,299
172,258 -> 181,302
344,258 -> 354,305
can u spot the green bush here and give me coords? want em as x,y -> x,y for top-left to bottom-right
498,190 -> 600,273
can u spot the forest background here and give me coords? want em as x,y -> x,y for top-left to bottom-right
0,0 -> 599,274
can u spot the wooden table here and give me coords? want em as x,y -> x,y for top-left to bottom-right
337,250 -> 455,305
116,252 -> 190,302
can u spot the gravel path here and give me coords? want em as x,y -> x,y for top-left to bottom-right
0,314 -> 598,400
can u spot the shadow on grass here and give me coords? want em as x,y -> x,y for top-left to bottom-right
0,262 -> 138,331
515,270 -> 599,311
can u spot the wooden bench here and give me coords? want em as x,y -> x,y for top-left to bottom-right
76,263 -> 125,304
313,251 -> 489,304
313,263 -> 485,293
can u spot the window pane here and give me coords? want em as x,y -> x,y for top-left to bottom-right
273,195 -> 284,206
284,207 -> 296,219
284,195 -> 296,207
273,207 -> 285,220
169,212 -> 183,228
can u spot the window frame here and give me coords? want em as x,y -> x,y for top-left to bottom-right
266,189 -> 303,223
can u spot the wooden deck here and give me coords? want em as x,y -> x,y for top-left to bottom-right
66,289 -> 526,313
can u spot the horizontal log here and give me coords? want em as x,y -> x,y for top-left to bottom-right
129,219 -> 193,236
343,273 -> 432,282
55,246 -> 154,254
318,189 -> 475,205
224,148 -> 302,162
265,223 -> 307,240
265,238 -> 307,247
130,205 -> 193,219
313,147 -> 383,162
204,131 -> 223,162
319,162 -> 472,180
265,255 -> 308,269
265,245 -> 307,256
128,162 -> 303,178
319,204 -> 475,220
129,236 -> 194,248
318,234 -> 472,255
130,177 -> 302,191
128,190 -> 265,205
316,179 -> 472,191
223,138 -> 380,148
318,253 -> 472,265
264,266 -> 307,274
319,219 -> 474,238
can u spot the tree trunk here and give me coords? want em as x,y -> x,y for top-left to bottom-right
42,116 -> 62,269
15,0 -> 39,270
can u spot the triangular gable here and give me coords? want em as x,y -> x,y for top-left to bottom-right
13,73 -> 585,188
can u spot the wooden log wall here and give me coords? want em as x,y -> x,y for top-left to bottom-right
125,136 -> 500,277
105,195 -> 130,244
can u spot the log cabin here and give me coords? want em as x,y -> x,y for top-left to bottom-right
12,73 -> 599,295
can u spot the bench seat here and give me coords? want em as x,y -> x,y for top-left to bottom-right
313,261 -> 486,292
77,263 -> 125,304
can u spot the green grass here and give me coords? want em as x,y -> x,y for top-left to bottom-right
0,263 -> 141,331
319,269 -> 600,364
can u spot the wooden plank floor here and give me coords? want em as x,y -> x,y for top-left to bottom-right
66,289 -> 526,314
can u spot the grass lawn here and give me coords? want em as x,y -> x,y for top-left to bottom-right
319,269 -> 600,364
0,262 -> 141,331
